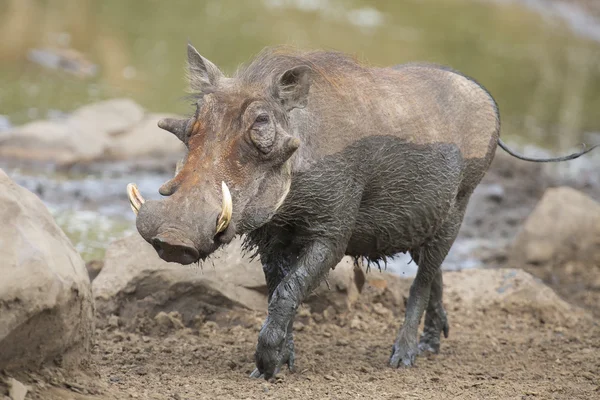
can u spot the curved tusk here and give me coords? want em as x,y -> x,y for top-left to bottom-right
216,181 -> 232,233
126,183 -> 146,216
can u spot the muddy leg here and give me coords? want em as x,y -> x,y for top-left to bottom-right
419,269 -> 449,354
250,255 -> 296,379
254,240 -> 346,380
389,202 -> 465,368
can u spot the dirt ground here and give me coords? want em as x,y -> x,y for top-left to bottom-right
3,268 -> 597,400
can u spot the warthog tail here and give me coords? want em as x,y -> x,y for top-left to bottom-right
498,138 -> 599,163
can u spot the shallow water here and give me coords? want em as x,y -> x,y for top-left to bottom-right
2,0 -> 600,266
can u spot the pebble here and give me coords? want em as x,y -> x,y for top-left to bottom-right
108,314 -> 120,328
8,378 -> 28,400
372,302 -> 390,316
350,317 -> 363,330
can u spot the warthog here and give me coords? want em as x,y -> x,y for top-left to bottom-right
127,43 -> 598,379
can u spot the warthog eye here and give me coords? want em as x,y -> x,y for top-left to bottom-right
253,114 -> 270,128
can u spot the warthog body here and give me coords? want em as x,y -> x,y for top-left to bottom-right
127,44 -> 598,379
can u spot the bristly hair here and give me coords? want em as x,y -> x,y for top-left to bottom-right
352,255 -> 390,274
233,45 -> 370,92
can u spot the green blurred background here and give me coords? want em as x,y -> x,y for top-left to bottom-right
1,0 -> 600,150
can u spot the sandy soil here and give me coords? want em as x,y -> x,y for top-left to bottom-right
4,268 -> 596,400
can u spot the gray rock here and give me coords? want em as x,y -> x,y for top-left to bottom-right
362,268 -> 587,326
106,113 -> 186,159
0,99 -> 145,164
93,234 -> 268,327
0,169 -> 94,370
7,378 -> 27,400
510,186 -> 600,266
307,257 -> 366,313
67,98 -> 144,137
94,233 -> 369,327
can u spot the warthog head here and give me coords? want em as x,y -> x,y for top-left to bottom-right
127,43 -> 310,264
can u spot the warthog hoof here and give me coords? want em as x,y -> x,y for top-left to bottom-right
389,329 -> 418,368
251,318 -> 295,380
419,302 -> 450,354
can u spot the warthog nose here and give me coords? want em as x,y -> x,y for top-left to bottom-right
151,236 -> 200,265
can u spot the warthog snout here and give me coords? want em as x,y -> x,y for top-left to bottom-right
127,182 -> 235,265
151,232 -> 199,265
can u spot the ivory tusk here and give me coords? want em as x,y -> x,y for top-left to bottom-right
126,183 -> 146,216
216,181 -> 232,233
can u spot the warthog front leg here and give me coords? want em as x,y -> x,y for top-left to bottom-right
253,241 -> 345,380
250,254 -> 297,379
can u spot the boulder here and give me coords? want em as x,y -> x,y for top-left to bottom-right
0,119 -> 105,164
357,268 -> 587,326
306,258 -> 366,314
93,234 -> 268,328
443,268 -> 584,325
67,98 -> 144,137
0,169 -> 94,370
106,113 -> 186,159
509,187 -> 600,317
94,234 -> 370,328
510,187 -> 600,266
0,99 -> 143,165
0,99 -> 175,165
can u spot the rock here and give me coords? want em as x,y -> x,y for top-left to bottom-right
356,267 -> 588,325
94,234 -> 373,327
0,169 -> 94,370
107,315 -> 120,329
7,378 -> 27,400
154,311 -> 185,331
442,268 -> 587,326
509,187 -> 600,317
510,187 -> 600,266
106,113 -> 186,159
93,234 -> 268,328
0,119 -> 99,164
0,99 -> 145,165
306,258 -> 366,314
358,270 -> 411,312
68,98 -> 144,137
28,47 -> 98,78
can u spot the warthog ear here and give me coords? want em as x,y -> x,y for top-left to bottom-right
275,65 -> 312,111
187,42 -> 223,92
